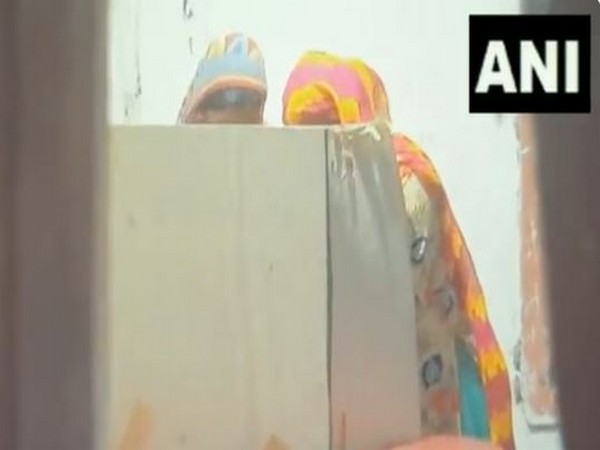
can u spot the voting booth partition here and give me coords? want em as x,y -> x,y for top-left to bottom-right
107,123 -> 421,450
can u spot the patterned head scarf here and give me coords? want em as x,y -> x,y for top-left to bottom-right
177,33 -> 267,123
282,51 -> 390,125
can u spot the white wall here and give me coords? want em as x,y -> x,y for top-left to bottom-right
108,1 -> 562,448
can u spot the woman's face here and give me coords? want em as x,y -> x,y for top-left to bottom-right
188,106 -> 264,125
296,107 -> 341,125
186,88 -> 265,125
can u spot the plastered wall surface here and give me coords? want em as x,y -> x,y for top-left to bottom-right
108,1 -> 563,448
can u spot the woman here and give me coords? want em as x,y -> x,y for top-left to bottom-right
282,51 -> 515,450
177,32 -> 267,124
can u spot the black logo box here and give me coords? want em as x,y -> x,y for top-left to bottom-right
469,15 -> 591,113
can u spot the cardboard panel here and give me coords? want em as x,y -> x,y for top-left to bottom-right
108,125 -> 420,450
108,126 -> 330,449
328,123 -> 420,449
